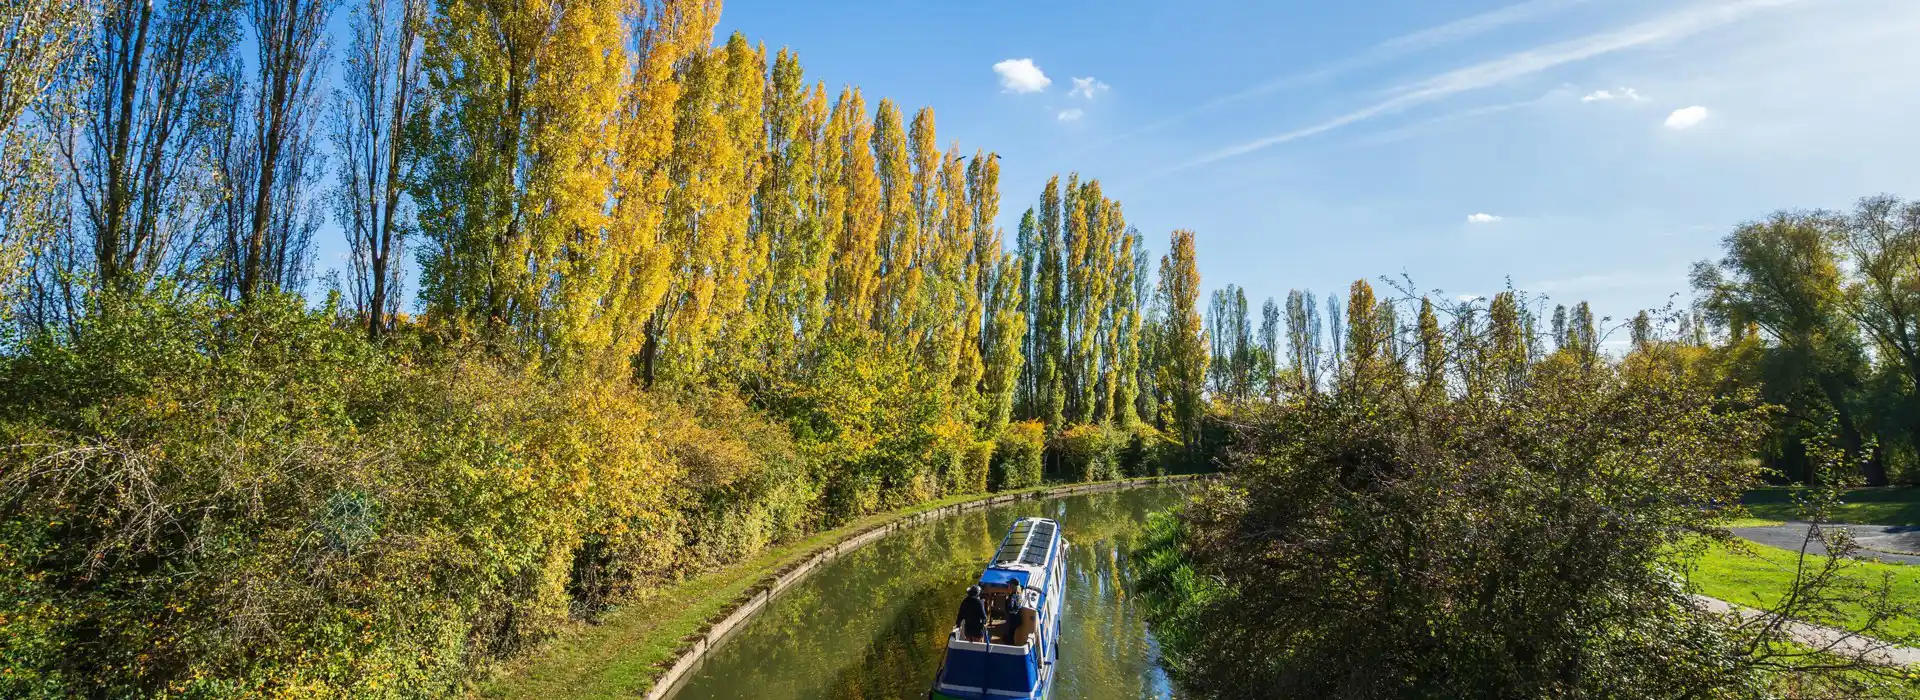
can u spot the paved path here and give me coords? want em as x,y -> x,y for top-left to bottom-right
1694,595 -> 1920,667
1730,522 -> 1920,566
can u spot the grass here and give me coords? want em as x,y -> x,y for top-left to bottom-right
1742,487 -> 1920,526
1686,537 -> 1920,642
472,476 -> 1187,700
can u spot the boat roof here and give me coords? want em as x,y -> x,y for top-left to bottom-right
978,518 -> 1059,591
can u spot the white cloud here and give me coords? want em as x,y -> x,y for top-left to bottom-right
993,58 -> 1050,93
1457,294 -> 1484,302
1057,108 -> 1085,122
1467,212 -> 1504,223
1581,87 -> 1646,102
1158,0 -> 1798,176
1069,76 -> 1110,100
1665,105 -> 1710,128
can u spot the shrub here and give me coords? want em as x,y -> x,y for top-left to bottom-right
1054,423 -> 1122,483
1135,359 -> 1835,698
991,420 -> 1045,491
0,293 -> 801,697
1120,424 -> 1173,477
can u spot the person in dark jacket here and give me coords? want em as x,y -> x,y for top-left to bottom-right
955,585 -> 987,642
1001,578 -> 1026,643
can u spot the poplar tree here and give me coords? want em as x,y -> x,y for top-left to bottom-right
1631,310 -> 1653,350
1417,296 -> 1446,397
606,0 -> 715,376
870,99 -> 915,339
224,0 -> 333,301
1343,279 -> 1382,391
335,0 -> 425,339
1035,176 -> 1065,429
1259,298 -> 1280,399
66,0 -> 238,297
1284,289 -> 1322,394
825,88 -> 880,338
1155,229 -> 1207,447
1570,300 -> 1598,366
1489,291 -> 1527,392
1550,304 -> 1569,351
650,34 -> 763,382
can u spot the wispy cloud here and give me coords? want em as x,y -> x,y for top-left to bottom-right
1069,77 -> 1110,100
1664,105 -> 1710,128
1110,0 -> 1599,143
993,58 -> 1050,93
1157,0 -> 1797,177
1581,87 -> 1647,102
1057,108 -> 1085,122
1467,212 -> 1504,223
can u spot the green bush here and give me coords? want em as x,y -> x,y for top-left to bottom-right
962,440 -> 993,495
1054,423 -> 1122,483
991,420 -> 1045,491
0,293 -> 811,697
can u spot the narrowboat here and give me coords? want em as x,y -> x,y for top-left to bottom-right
929,517 -> 1067,700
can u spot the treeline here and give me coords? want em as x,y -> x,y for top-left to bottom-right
1138,275 -> 1913,699
1693,196 -> 1920,487
0,0 -> 1214,696
1196,195 -> 1920,489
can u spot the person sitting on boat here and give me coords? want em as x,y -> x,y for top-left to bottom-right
1001,577 -> 1026,644
955,585 -> 988,642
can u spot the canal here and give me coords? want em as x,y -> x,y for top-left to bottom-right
665,486 -> 1189,699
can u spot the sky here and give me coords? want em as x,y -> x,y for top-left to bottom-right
699,0 -> 1920,341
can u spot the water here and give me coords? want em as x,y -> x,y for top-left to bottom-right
667,487 -> 1188,700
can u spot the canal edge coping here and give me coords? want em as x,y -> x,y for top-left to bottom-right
642,473 -> 1210,700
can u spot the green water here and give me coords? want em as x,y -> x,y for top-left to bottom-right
666,487 -> 1187,700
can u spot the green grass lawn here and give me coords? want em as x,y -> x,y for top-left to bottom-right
1686,537 -> 1920,642
1742,486 -> 1920,526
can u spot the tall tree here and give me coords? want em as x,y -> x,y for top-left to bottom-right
62,0 -> 238,296
652,33 -> 762,381
334,0 -> 423,338
1488,291 -> 1527,392
1284,289 -> 1322,394
823,87 -> 880,339
1416,296 -> 1446,398
1343,279 -> 1382,392
869,98 -> 914,339
1155,229 -> 1207,447
605,0 -> 716,376
1035,175 -> 1065,428
1834,195 -> 1920,456
0,0 -> 87,319
1693,212 -> 1881,485
1258,297 -> 1280,399
224,0 -> 333,300
1550,304 -> 1568,351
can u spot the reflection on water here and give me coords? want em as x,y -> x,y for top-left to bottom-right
668,487 -> 1186,700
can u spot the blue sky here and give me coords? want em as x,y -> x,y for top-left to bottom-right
707,0 -> 1920,340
